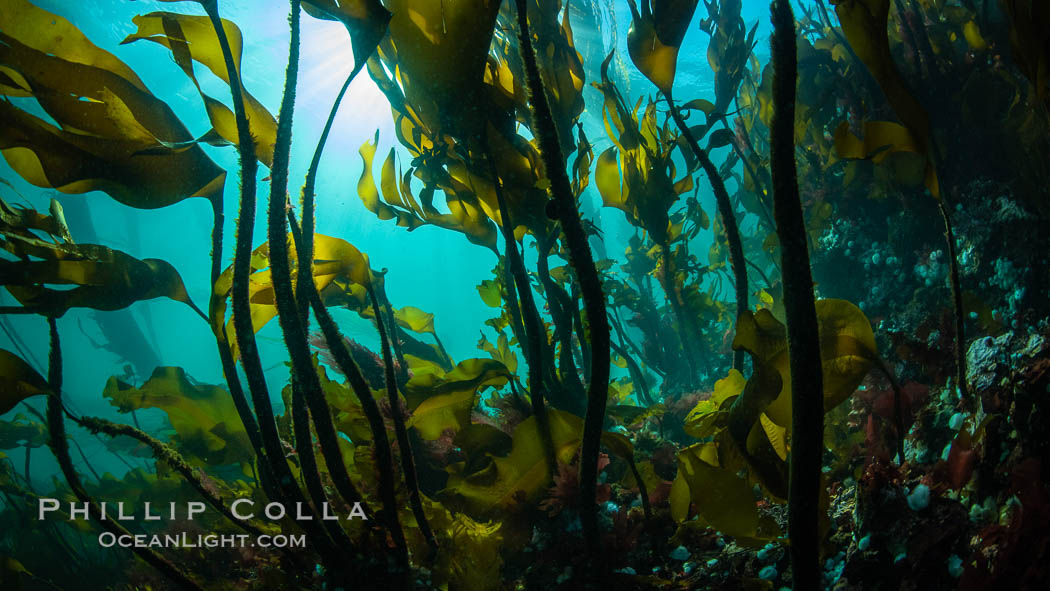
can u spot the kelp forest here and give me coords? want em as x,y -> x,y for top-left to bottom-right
1,0 -> 1049,589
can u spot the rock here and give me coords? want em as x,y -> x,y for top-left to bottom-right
966,332 -> 1012,392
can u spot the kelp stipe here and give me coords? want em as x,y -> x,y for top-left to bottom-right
483,140 -> 557,478
831,0 -> 970,402
375,280 -> 413,387
769,2 -> 823,588
534,231 -> 587,401
45,318 -> 202,590
870,356 -> 906,464
288,0 -> 408,569
294,236 -> 408,571
76,416 -> 267,539
263,2 -> 378,569
663,105 -> 749,373
626,0 -> 749,375
368,284 -> 438,555
206,159 -> 272,507
512,0 -> 611,565
295,0 -> 393,324
936,194 -> 969,402
263,0 -> 372,518
203,0 -> 344,572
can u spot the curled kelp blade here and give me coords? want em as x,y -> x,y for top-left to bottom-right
355,132 -> 499,249
0,415 -> 47,449
478,331 -> 518,374
728,299 -> 877,431
0,349 -> 51,417
674,300 -> 877,500
440,409 -> 583,520
405,358 -> 512,440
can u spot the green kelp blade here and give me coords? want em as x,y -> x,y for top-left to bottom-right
0,416 -> 47,449
675,442 -> 760,539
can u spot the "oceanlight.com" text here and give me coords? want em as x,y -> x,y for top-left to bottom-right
97,532 -> 307,549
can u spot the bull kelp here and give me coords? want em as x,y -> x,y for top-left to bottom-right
1,0 -> 1049,589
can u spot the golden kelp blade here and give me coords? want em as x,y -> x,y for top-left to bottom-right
1,203 -> 204,319
355,133 -> 498,249
833,120 -> 920,163
122,12 -> 278,167
0,349 -> 51,416
419,498 -> 504,591
360,1 -> 586,247
0,1 -> 225,209
830,0 -> 940,197
500,0 -> 586,152
477,331 -> 518,373
440,409 -> 583,520
394,306 -> 436,334
103,367 -> 254,467
405,358 -> 512,440
626,0 -> 700,94
674,300 -> 877,503
0,0 -> 144,89
702,0 -> 760,114
833,120 -> 928,188
590,65 -> 692,245
382,0 -> 502,137
734,299 -> 877,429
210,233 -> 373,357
673,441 -> 760,539
683,368 -> 745,439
